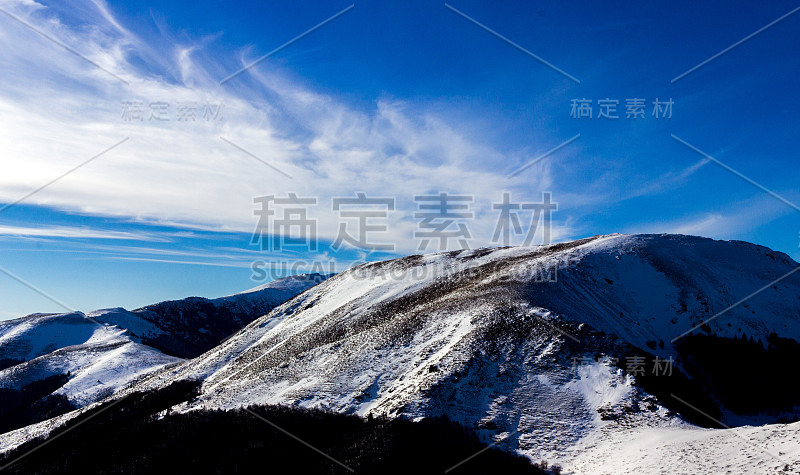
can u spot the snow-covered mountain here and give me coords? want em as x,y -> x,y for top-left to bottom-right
3,235 -> 800,473
0,312 -> 180,407
65,233 -> 787,470
93,272 -> 332,358
0,273 -> 330,427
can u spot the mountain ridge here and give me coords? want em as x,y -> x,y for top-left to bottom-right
3,234 -> 799,473
0,273 -> 331,435
125,233 -> 800,469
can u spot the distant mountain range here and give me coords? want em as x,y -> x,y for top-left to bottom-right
2,235 -> 799,473
0,273 -> 330,433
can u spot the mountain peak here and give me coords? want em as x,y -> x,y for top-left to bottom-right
110,233 -> 800,465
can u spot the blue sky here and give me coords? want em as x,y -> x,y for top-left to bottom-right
1,0 -> 799,319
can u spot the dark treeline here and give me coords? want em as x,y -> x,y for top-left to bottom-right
613,346 -> 723,427
0,373 -> 75,434
619,332 -> 800,427
677,332 -> 800,417
1,380 -> 555,474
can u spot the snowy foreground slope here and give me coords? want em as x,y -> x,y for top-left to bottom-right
565,419 -> 800,474
4,234 -> 800,473
0,274 -> 329,411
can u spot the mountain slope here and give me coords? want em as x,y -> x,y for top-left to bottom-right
115,233 -> 800,468
0,273 -> 331,434
0,312 -> 180,405
94,272 -> 332,358
565,418 -> 800,474
3,234 -> 799,473
0,380 -> 548,475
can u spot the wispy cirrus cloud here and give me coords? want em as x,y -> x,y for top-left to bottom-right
0,309 -> 22,320
0,0 -> 573,254
1,0 -> 790,262
0,224 -> 169,241
625,193 -> 797,239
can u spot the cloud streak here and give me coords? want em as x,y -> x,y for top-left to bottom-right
0,224 -> 170,241
0,0 -> 570,253
625,193 -> 796,239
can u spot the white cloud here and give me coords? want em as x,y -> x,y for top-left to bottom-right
625,194 -> 796,239
98,256 -> 252,268
0,310 -> 23,319
0,0 -> 577,253
0,224 -> 168,241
